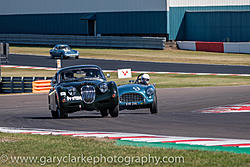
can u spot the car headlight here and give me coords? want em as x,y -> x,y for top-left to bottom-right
68,87 -> 77,96
99,83 -> 108,93
146,88 -> 154,96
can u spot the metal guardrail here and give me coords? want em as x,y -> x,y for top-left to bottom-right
0,77 -> 52,93
0,34 -> 166,50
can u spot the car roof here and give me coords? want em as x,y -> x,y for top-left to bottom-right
57,65 -> 102,74
55,44 -> 69,47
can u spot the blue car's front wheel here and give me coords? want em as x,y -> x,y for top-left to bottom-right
150,95 -> 158,114
50,54 -> 54,59
60,54 -> 64,59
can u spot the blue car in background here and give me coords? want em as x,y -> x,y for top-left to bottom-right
50,44 -> 79,59
118,74 -> 158,114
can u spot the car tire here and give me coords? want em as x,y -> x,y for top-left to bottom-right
51,110 -> 58,118
109,105 -> 119,117
51,103 -> 68,119
57,107 -> 68,118
150,94 -> 158,114
100,109 -> 108,117
60,54 -> 64,59
75,56 -> 79,59
50,54 -> 54,59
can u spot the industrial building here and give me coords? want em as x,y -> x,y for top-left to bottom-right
0,0 -> 249,42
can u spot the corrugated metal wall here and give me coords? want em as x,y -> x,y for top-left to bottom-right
169,5 -> 250,40
97,12 -> 168,35
184,11 -> 250,42
0,12 -> 168,36
0,13 -> 88,35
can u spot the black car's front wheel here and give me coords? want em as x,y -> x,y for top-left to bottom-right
51,110 -> 58,118
109,105 -> 119,117
150,95 -> 158,114
100,109 -> 108,117
51,104 -> 68,119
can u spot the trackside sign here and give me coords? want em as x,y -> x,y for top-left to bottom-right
118,69 -> 132,79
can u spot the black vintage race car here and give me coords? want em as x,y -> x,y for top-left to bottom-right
48,65 -> 119,118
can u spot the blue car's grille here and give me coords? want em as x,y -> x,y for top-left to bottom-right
81,85 -> 95,104
120,93 -> 144,103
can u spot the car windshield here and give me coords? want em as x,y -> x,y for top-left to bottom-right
58,45 -> 71,50
59,68 -> 105,82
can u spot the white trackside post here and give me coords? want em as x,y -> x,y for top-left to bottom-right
56,59 -> 61,71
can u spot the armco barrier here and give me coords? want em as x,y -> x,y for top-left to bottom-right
196,42 -> 224,53
177,41 -> 250,54
32,80 -> 51,93
223,42 -> 250,54
0,34 -> 166,50
0,77 -> 52,93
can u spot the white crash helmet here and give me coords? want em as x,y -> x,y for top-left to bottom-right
141,74 -> 150,85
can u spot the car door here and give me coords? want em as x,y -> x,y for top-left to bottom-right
55,46 -> 61,57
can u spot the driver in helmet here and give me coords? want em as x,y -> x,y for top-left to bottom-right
141,74 -> 150,85
64,72 -> 74,80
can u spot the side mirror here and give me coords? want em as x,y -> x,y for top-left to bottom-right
51,78 -> 56,86
107,73 -> 110,78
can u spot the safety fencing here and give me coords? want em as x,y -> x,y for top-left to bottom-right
32,80 -> 52,94
0,34 -> 166,50
0,77 -> 52,93
177,41 -> 250,54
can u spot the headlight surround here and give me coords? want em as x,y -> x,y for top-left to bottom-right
99,83 -> 108,93
67,87 -> 77,96
146,88 -> 154,96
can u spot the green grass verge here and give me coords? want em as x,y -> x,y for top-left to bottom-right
10,46 -> 250,66
2,67 -> 250,88
117,140 -> 250,155
0,133 -> 250,167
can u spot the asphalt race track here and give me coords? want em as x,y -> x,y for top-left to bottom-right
1,86 -> 250,139
8,54 -> 250,74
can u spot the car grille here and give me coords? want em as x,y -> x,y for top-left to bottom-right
120,93 -> 144,103
81,85 -> 96,104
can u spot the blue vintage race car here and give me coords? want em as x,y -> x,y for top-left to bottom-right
50,44 -> 79,59
118,74 -> 158,114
